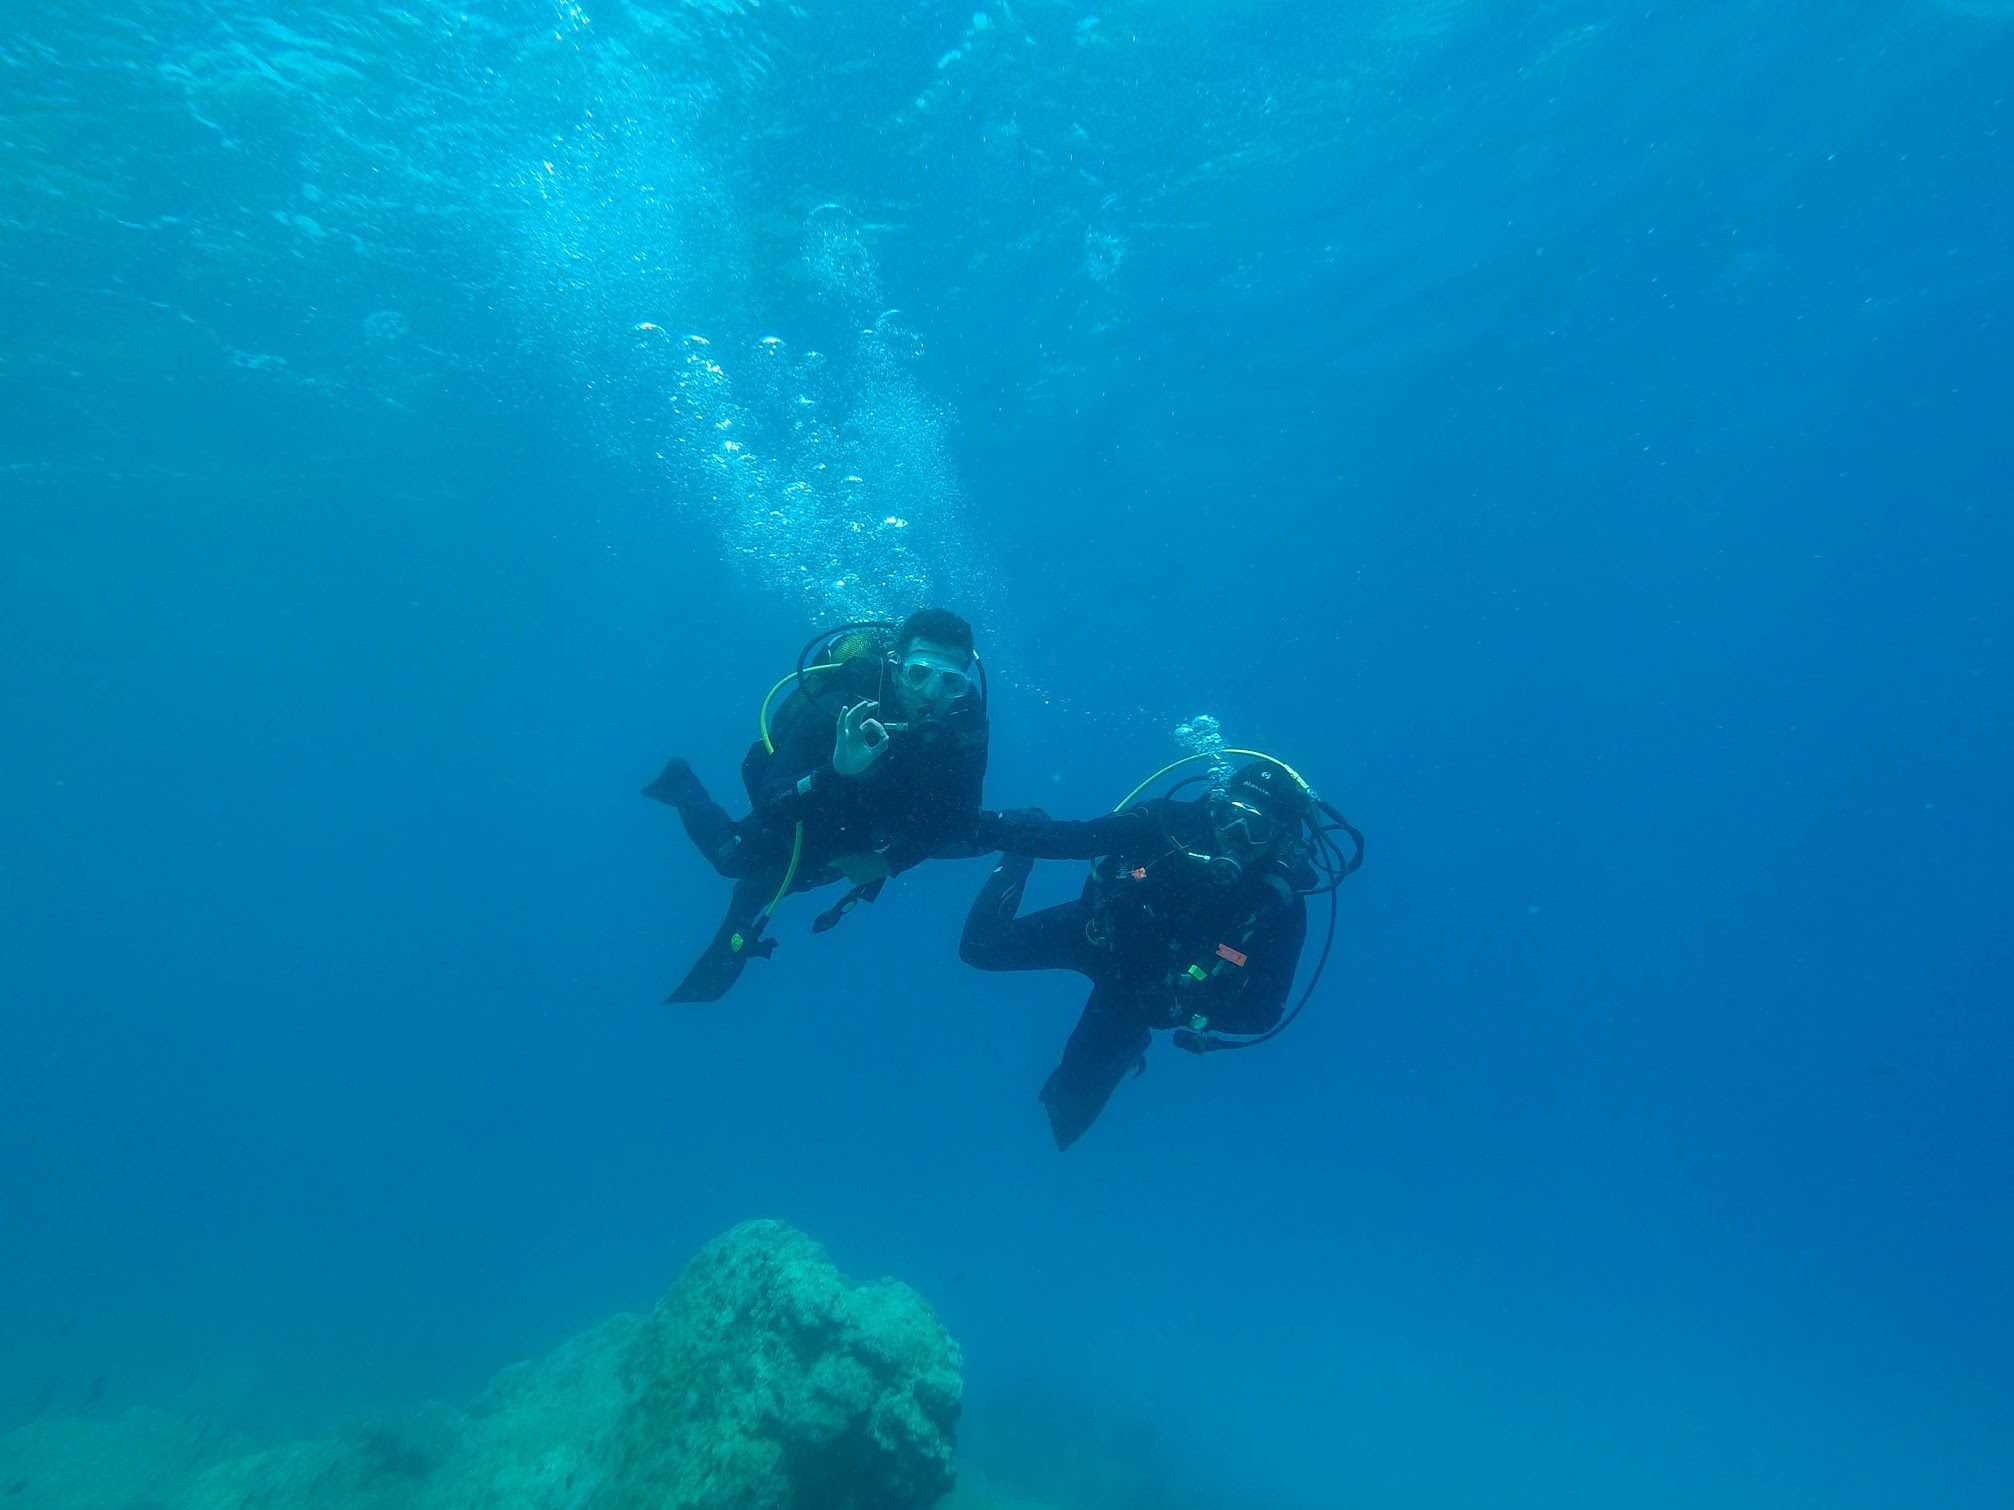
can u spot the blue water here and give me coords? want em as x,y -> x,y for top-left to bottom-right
3,1 -> 2011,1505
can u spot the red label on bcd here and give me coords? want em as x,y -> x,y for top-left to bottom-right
1216,944 -> 1248,967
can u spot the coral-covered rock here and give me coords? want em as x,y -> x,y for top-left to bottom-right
1,1222 -> 961,1510
0,1408 -> 255,1510
611,1219 -> 963,1510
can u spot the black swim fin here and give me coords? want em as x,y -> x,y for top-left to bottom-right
666,875 -> 776,1003
641,756 -> 704,808
666,934 -> 772,1003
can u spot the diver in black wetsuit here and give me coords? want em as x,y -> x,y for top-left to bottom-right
963,762 -> 1337,1150
643,608 -> 989,1003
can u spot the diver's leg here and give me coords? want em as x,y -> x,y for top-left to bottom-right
643,757 -> 770,879
960,856 -> 1099,973
667,874 -> 779,1004
1038,983 -> 1154,1151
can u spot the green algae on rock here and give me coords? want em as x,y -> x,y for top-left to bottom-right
203,1218 -> 961,1510
0,1221 -> 963,1510
602,1218 -> 963,1510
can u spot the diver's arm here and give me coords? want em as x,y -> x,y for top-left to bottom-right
753,704 -> 845,820
884,739 -> 990,876
974,804 -> 1158,860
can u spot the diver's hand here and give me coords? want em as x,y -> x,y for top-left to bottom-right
834,700 -> 890,777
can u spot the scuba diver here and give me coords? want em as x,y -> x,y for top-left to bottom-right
961,754 -> 1364,1151
643,608 -> 989,1003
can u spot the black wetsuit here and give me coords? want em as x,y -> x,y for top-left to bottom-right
656,655 -> 989,1002
961,801 -> 1308,1150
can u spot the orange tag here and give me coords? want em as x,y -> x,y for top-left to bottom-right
1216,944 -> 1247,967
1130,867 -> 1148,880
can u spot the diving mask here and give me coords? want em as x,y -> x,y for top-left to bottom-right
1212,797 -> 1282,851
896,650 -> 975,703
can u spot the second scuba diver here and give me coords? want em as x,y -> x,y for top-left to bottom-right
962,758 -> 1363,1150
643,608 -> 989,1003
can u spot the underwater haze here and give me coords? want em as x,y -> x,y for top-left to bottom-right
3,0 -> 2012,1505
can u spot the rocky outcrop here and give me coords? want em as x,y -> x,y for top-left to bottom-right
1,1221 -> 962,1510
609,1219 -> 962,1510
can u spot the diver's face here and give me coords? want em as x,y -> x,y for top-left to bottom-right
1211,797 -> 1281,864
892,637 -> 975,716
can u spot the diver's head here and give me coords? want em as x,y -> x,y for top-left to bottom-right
889,607 -> 979,718
1204,762 -> 1310,881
